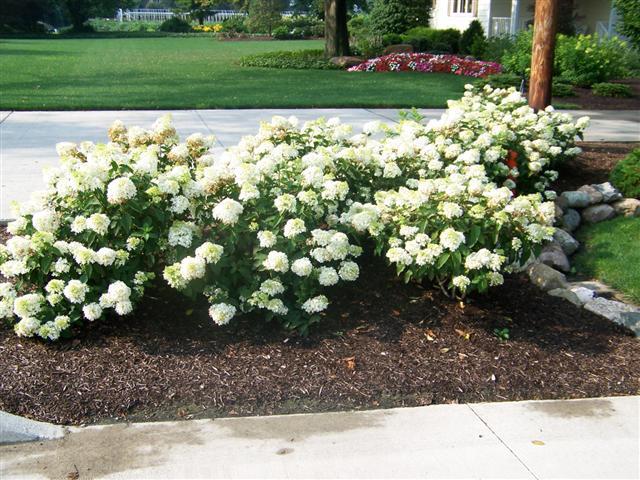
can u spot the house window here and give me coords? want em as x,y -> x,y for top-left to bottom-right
450,0 -> 476,15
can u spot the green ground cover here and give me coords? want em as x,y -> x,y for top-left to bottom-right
0,37 -> 470,110
573,216 -> 640,303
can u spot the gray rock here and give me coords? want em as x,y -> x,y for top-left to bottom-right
554,203 -> 564,222
619,312 -> 640,336
592,182 -> 622,203
561,191 -> 591,208
548,288 -> 582,306
539,242 -> 571,272
569,280 -> 617,297
581,204 -> 616,223
329,56 -> 365,68
553,229 -> 579,255
567,286 -> 595,305
527,263 -> 568,291
555,195 -> 569,212
584,297 -> 640,334
382,44 -> 414,55
561,208 -> 581,232
578,185 -> 604,204
612,198 -> 640,217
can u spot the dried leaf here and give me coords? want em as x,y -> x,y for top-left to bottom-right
425,329 -> 436,341
455,328 -> 471,340
391,310 -> 401,317
440,347 -> 451,353
185,309 -> 193,316
531,440 -> 545,446
343,356 -> 356,370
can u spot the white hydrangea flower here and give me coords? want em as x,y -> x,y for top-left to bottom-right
63,279 -> 89,304
209,303 -> 236,326
301,295 -> 329,314
283,218 -> 306,238
107,177 -> 137,204
257,231 -> 277,248
32,210 -> 59,233
338,261 -> 359,281
13,293 -> 44,319
452,275 -> 471,291
96,247 -> 117,266
195,242 -> 223,264
212,198 -> 244,225
86,213 -> 110,235
274,194 -> 297,213
439,228 -> 465,252
14,317 -> 41,337
263,251 -> 289,273
291,257 -> 313,277
260,279 -> 285,296
180,256 -> 206,281
318,267 -> 339,286
83,303 -> 103,321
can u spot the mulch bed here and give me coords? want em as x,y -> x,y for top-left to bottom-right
552,78 -> 640,110
1,143 -> 639,426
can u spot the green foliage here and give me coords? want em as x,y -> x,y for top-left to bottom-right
271,16 -> 324,39
239,49 -> 339,69
573,216 -> 640,303
552,82 -> 575,97
221,15 -> 248,34
369,0 -> 430,35
381,33 -> 403,47
174,0 -> 216,25
475,73 -> 522,89
247,0 -> 284,35
62,0 -> 134,31
614,0 -> 640,49
610,148 -> 640,199
493,327 -> 510,341
401,27 -> 461,53
591,82 -> 634,98
502,29 -> 631,86
159,16 -> 192,32
89,19 -> 162,32
460,20 -> 486,57
481,35 -> 514,63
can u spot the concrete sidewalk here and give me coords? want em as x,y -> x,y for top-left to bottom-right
1,396 -> 638,479
1,109 -> 638,220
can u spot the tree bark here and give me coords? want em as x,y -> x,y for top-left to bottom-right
324,0 -> 349,57
528,0 -> 559,111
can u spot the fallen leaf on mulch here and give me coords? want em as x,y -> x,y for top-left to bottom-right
455,328 -> 471,340
343,356 -> 356,370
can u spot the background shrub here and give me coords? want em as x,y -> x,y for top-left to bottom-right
239,49 -> 339,70
460,20 -> 486,57
481,35 -> 514,63
591,82 -> 634,97
610,148 -> 640,198
401,27 -> 461,53
159,17 -> 192,33
221,15 -> 248,35
475,73 -> 522,89
614,0 -> 640,49
552,82 -> 575,97
369,0 -> 431,35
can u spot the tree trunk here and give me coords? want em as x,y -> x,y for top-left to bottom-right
528,0 -> 559,111
324,0 -> 349,57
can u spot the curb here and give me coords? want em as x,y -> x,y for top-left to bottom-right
0,411 -> 66,444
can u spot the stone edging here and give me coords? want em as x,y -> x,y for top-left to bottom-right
0,411 -> 67,444
527,182 -> 640,335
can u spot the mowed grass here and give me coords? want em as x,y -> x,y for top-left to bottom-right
573,216 -> 640,303
0,37 -> 470,110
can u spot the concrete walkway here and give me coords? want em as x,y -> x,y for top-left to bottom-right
1,396 -> 638,479
1,109 -> 638,220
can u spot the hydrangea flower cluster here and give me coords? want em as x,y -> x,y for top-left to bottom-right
348,53 -> 502,78
0,86 -> 588,339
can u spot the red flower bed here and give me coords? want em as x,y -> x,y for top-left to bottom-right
348,53 -> 502,78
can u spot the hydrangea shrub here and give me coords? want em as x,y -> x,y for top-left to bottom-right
0,86 -> 588,340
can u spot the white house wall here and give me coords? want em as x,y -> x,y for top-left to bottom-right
430,0 -> 491,34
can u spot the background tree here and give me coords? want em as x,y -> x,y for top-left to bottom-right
0,0 -> 64,32
324,0 -> 349,56
369,0 -> 431,35
175,0 -> 233,25
614,0 -> 640,49
245,0 -> 285,34
61,0 -> 134,30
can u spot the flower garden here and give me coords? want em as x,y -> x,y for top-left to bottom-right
0,85 -> 587,341
348,53 -> 502,78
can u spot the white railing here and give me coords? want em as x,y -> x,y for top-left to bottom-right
490,17 -> 511,37
117,8 -> 297,23
596,21 -> 611,37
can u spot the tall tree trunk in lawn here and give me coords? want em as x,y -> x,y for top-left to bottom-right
529,0 -> 559,111
324,0 -> 349,57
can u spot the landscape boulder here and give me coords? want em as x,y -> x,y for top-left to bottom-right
548,288 -> 582,306
329,56 -> 365,68
561,208 -> 581,232
538,243 -> 571,272
612,198 -> 640,217
592,182 -> 622,203
527,263 -> 567,291
567,286 -> 595,305
560,191 -> 590,208
553,229 -> 579,255
581,204 -> 615,223
577,185 -> 604,204
584,297 -> 640,334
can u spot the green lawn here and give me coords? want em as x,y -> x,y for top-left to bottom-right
0,37 -> 470,110
573,216 -> 640,303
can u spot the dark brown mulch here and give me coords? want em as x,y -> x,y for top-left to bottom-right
553,78 -> 640,110
1,143 -> 640,427
1,255 -> 639,426
552,141 -> 639,193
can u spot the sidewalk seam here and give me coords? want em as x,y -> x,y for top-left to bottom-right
193,110 -> 226,148
467,404 -> 540,480
0,111 -> 14,126
364,108 -> 400,124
